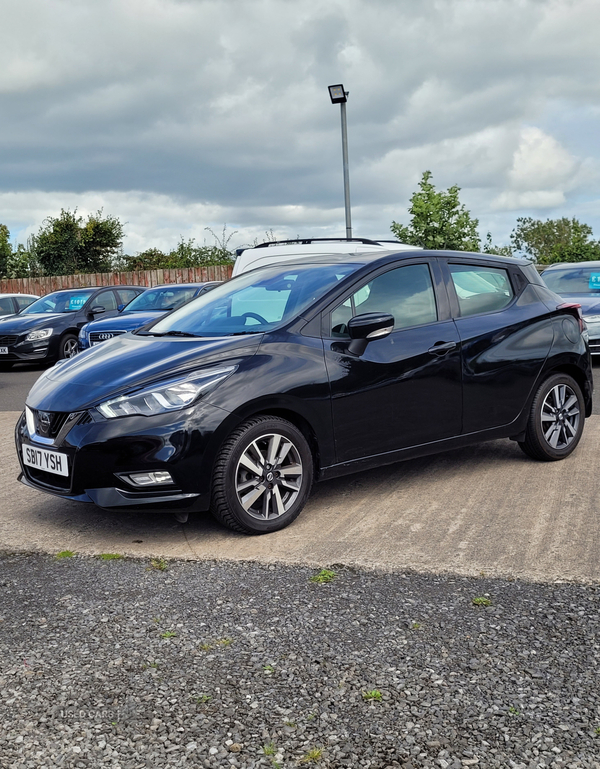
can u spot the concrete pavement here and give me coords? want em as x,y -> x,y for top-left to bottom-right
2,410 -> 599,582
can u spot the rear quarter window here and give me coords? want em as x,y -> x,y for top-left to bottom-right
450,264 -> 514,317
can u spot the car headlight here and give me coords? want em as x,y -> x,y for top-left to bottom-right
26,328 -> 53,341
97,367 -> 236,418
584,314 -> 600,324
79,324 -> 89,340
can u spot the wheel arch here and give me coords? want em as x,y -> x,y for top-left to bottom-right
543,362 -> 593,418
205,401 -> 325,484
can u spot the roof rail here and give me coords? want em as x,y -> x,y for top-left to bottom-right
235,237 -> 402,257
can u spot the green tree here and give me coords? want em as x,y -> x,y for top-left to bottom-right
510,217 -> 600,264
0,223 -> 12,277
124,234 -> 234,271
482,232 -> 513,257
31,208 -> 124,275
391,170 -> 481,251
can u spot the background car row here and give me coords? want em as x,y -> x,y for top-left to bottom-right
0,282 -> 222,367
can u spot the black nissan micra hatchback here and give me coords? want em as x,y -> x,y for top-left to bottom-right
16,250 -> 593,533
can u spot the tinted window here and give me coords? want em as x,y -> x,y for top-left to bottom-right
116,288 -> 140,306
148,263 -> 360,337
450,264 -> 513,317
543,266 -> 600,294
21,290 -> 94,314
0,297 -> 14,315
15,295 -> 37,311
93,290 -> 118,311
331,263 -> 437,336
126,286 -> 201,312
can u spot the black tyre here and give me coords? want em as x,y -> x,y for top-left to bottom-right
210,416 -> 313,534
58,333 -> 78,360
519,373 -> 584,461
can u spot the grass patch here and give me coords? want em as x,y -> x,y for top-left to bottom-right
149,558 -> 168,571
54,550 -> 75,559
309,569 -> 337,584
99,553 -> 124,561
362,689 -> 382,702
160,631 -> 177,639
472,596 -> 492,607
299,747 -> 323,763
262,741 -> 276,756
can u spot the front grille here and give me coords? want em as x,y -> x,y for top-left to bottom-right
0,335 -> 18,345
32,410 -> 71,439
30,409 -> 90,441
89,330 -> 126,344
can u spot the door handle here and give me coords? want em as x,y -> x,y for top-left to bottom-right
428,341 -> 457,355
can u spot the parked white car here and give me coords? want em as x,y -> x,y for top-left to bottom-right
232,238 -> 419,276
0,293 -> 39,317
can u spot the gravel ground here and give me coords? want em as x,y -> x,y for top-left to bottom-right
1,554 -> 600,769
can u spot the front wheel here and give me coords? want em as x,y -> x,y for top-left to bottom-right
210,416 -> 314,534
519,373 -> 585,461
58,334 -> 78,360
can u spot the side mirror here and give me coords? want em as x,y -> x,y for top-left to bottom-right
88,305 -> 106,318
117,303 -> 125,312
347,312 -> 394,356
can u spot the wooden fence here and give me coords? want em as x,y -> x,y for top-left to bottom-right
0,264 -> 233,297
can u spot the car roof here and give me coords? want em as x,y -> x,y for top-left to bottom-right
240,248 -> 531,271
0,292 -> 38,297
138,282 -> 219,290
42,285 -> 140,293
542,261 -> 600,270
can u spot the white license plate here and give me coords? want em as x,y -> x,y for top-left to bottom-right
0,347 -> 7,354
22,445 -> 69,477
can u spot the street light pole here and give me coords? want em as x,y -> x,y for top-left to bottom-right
328,84 -> 352,239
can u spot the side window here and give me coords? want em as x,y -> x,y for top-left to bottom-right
450,264 -> 513,317
330,263 -> 438,336
0,297 -> 14,315
92,290 -> 118,311
15,296 -> 36,311
116,288 -> 140,306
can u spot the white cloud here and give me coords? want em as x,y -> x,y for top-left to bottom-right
3,0 -> 600,248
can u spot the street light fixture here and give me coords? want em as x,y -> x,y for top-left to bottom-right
328,83 -> 352,239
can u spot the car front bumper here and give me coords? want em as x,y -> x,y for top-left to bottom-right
14,401 -> 229,513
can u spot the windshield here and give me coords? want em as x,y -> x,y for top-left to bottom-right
21,290 -> 94,314
125,286 -> 199,312
543,266 -> 600,294
145,262 -> 361,337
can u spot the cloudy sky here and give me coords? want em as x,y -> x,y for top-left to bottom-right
2,0 -> 600,255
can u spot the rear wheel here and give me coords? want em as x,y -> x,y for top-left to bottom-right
58,334 -> 78,360
519,373 -> 584,461
210,416 -> 313,534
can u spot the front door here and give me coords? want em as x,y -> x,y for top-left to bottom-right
324,261 -> 463,464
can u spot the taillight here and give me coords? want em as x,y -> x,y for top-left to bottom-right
557,302 -> 584,332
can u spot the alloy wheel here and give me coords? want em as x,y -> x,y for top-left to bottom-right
540,383 -> 580,450
234,432 -> 303,521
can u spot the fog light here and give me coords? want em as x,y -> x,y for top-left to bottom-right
127,471 -> 174,486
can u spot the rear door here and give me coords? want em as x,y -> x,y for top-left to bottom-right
444,259 -> 554,434
323,258 -> 463,463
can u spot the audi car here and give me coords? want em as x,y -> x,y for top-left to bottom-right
16,249 -> 592,534
78,282 -> 221,351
